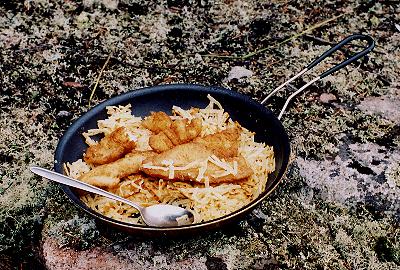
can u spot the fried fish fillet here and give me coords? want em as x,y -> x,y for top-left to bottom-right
142,111 -> 202,153
142,111 -> 172,133
79,151 -> 155,188
148,132 -> 174,152
193,127 -> 240,158
141,143 -> 253,184
174,118 -> 203,142
84,127 -> 136,166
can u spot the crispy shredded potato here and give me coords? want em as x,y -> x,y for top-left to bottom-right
64,95 -> 275,224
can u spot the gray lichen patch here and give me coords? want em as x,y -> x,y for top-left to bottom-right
329,215 -> 400,267
47,215 -> 99,250
0,104 -> 99,256
0,107 -> 55,208
276,189 -> 400,269
357,92 -> 400,123
0,107 -> 57,255
283,97 -> 398,160
296,141 -> 400,217
40,185 -> 103,251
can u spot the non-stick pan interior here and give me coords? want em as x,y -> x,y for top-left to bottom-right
54,84 -> 290,234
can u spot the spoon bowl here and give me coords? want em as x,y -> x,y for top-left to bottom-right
142,204 -> 194,227
30,166 -> 194,227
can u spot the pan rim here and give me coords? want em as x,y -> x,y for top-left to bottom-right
54,83 -> 290,231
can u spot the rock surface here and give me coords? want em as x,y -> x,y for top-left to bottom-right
1,0 -> 399,269
357,93 -> 400,122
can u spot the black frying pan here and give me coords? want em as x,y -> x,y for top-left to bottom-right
54,34 -> 374,237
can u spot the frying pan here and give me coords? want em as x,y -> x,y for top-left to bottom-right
54,34 -> 374,237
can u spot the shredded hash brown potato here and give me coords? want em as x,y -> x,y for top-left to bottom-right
64,95 -> 275,224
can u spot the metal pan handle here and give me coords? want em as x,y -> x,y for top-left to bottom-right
261,34 -> 375,119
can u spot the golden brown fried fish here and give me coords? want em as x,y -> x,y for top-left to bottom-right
79,151 -> 155,188
84,127 -> 136,166
193,127 -> 240,158
149,132 -> 174,152
141,142 -> 253,184
142,112 -> 202,153
142,111 -> 172,133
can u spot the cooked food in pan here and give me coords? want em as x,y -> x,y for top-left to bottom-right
141,141 -> 253,184
143,111 -> 203,153
84,126 -> 137,165
64,95 -> 275,224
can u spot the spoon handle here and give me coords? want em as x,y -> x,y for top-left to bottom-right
30,166 -> 143,211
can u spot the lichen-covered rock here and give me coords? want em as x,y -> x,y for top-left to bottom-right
357,93 -> 400,123
296,142 -> 400,217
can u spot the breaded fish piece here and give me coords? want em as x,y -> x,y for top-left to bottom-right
141,143 -> 253,184
153,118 -> 202,151
79,151 -> 155,188
142,111 -> 172,133
84,127 -> 136,166
193,127 -> 240,158
149,132 -> 174,152
143,111 -> 202,153
170,118 -> 202,144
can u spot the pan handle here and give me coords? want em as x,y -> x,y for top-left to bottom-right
260,34 -> 375,120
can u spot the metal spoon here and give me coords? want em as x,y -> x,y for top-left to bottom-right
30,166 -> 194,227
